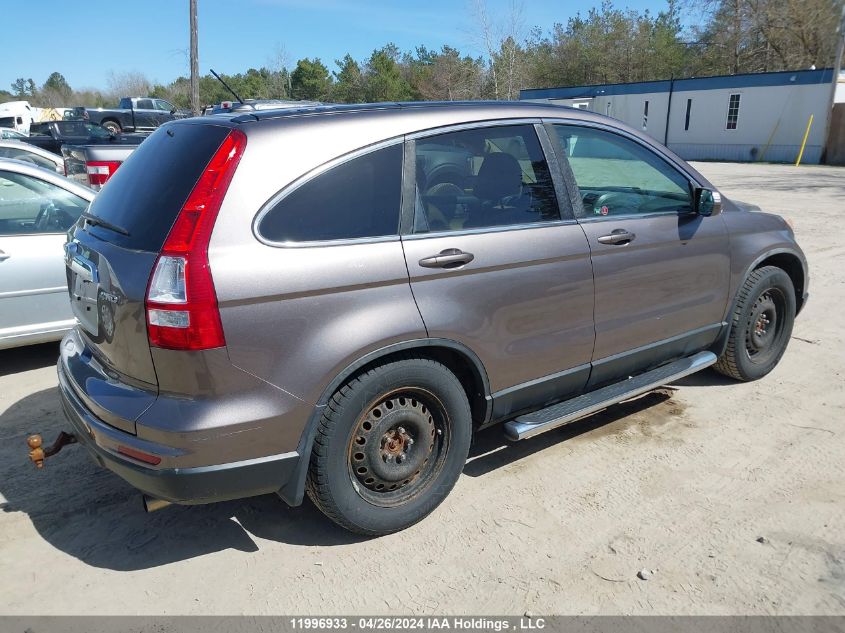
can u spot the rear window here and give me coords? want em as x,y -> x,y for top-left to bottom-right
83,123 -> 230,251
257,143 -> 402,243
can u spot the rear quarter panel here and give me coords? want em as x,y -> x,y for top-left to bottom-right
210,119 -> 427,407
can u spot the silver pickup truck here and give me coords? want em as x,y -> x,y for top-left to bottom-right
61,142 -> 140,191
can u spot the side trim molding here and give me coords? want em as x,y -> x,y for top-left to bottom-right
505,351 -> 717,441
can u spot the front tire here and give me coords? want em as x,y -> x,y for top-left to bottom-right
306,357 -> 472,536
714,266 -> 796,381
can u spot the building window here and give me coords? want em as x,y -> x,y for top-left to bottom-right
726,94 -> 741,130
684,99 -> 692,131
642,100 -> 649,130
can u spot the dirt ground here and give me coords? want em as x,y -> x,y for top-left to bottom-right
0,162 -> 843,615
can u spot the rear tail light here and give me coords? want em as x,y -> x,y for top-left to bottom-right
145,129 -> 246,350
86,160 -> 122,190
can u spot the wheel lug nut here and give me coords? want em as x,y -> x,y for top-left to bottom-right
406,438 -> 414,445
397,427 -> 405,435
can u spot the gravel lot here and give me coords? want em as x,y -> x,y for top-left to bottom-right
0,161 -> 843,615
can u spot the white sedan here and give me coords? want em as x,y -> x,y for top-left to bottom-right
0,159 -> 95,349
0,139 -> 64,173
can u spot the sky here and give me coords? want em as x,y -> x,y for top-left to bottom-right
2,0 -> 666,93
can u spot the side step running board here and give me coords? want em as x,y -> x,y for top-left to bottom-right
504,351 -> 717,441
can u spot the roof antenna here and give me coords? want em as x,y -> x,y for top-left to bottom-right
209,69 -> 244,104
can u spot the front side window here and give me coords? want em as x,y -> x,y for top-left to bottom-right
155,100 -> 175,111
412,124 -> 560,233
0,171 -> 88,235
258,143 -> 402,243
726,94 -> 741,130
554,124 -> 692,218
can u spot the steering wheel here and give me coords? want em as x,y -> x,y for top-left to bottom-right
34,200 -> 60,231
593,192 -> 635,217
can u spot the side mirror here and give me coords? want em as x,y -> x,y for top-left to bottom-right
694,188 -> 722,217
170,108 -> 177,115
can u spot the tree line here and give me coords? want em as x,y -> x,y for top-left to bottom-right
3,0 -> 840,109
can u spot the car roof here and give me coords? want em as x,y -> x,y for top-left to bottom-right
171,99 -> 712,190
0,157 -> 95,199
224,100 -> 578,123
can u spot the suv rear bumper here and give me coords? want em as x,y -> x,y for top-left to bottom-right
58,359 -> 299,504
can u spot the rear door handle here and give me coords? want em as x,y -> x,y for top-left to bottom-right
0,250 -> 10,262
597,229 -> 636,245
418,248 -> 474,269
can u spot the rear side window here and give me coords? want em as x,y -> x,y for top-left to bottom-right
257,144 -> 402,243
83,123 -> 230,251
412,124 -> 560,233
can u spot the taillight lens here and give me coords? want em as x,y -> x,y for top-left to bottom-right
145,129 -> 246,351
86,160 -> 122,189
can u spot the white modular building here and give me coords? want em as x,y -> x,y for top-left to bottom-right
520,68 -> 837,164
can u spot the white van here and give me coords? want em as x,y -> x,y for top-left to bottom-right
0,101 -> 35,135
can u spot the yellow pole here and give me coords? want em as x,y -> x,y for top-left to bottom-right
795,114 -> 814,166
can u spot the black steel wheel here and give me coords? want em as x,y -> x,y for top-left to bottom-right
744,287 -> 786,366
714,266 -> 796,381
306,356 -> 472,536
348,389 -> 448,507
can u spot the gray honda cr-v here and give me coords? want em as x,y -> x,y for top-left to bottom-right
54,101 -> 807,535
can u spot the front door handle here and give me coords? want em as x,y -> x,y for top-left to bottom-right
0,250 -> 10,262
597,229 -> 636,245
418,248 -> 474,269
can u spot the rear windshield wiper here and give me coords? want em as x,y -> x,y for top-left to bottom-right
81,211 -> 130,236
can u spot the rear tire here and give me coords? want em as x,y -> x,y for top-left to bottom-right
306,357 -> 471,536
714,266 -> 795,381
101,120 -> 121,134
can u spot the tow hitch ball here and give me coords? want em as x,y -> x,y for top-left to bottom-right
27,432 -> 77,468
